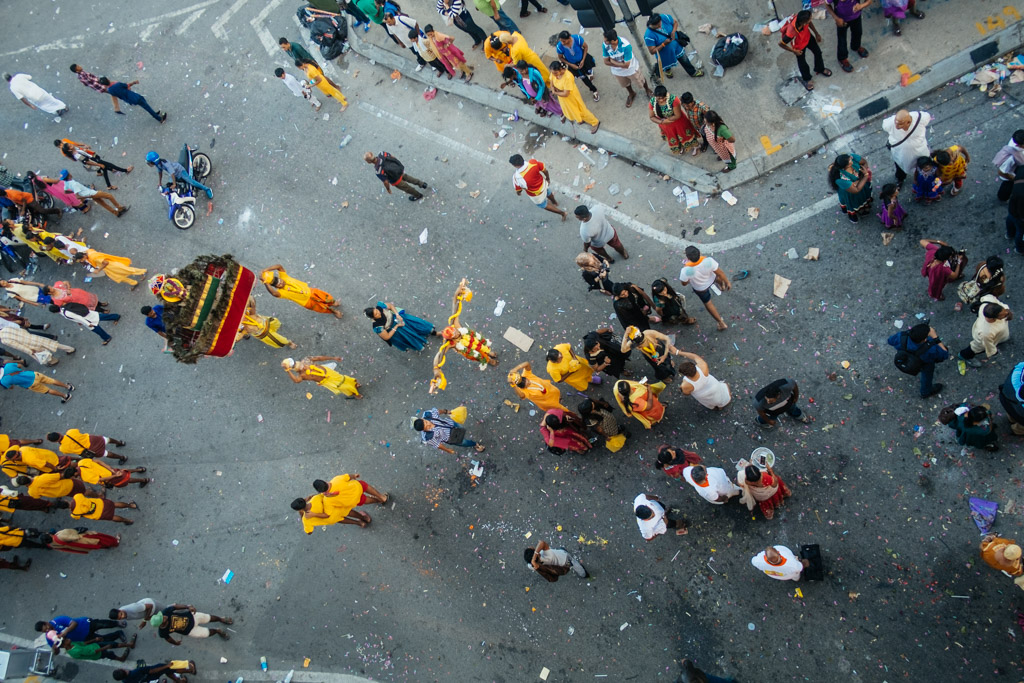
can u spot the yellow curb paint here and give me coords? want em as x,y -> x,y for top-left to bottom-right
897,64 -> 921,86
760,135 -> 782,155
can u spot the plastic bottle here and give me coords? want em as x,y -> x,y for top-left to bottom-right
260,656 -> 268,672
338,134 -> 352,149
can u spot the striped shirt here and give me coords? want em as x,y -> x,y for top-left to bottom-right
436,0 -> 465,18
420,408 -> 455,449
77,70 -> 106,93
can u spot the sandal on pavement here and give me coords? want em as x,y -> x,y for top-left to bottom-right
839,59 -> 853,73
816,68 -> 832,77
734,269 -> 750,281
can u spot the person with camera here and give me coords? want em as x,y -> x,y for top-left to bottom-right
919,238 -> 965,301
887,322 -> 949,399
644,14 -> 702,79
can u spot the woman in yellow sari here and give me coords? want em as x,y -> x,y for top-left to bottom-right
497,32 -> 549,83
614,379 -> 666,429
508,361 -> 567,413
70,247 -> 146,288
549,61 -> 599,134
298,61 -> 348,111
281,356 -> 361,398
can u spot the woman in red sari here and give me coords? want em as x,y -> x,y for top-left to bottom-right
540,409 -> 591,454
648,85 -> 699,155
655,445 -> 701,479
736,462 -> 791,520
48,528 -> 120,554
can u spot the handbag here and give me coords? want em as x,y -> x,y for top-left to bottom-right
605,433 -> 627,452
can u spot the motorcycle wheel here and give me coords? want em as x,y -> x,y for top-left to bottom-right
172,204 -> 195,230
37,194 -> 54,210
192,153 -> 212,180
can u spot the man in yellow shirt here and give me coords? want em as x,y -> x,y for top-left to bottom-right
260,264 -> 343,319
315,473 -> 388,525
508,361 -> 568,413
76,458 -> 149,488
16,471 -> 88,499
290,493 -> 355,533
545,343 -> 599,391
46,429 -> 127,464
0,490 -> 62,514
1,444 -> 76,478
69,493 -> 137,524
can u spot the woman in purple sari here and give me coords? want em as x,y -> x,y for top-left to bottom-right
514,60 -> 563,120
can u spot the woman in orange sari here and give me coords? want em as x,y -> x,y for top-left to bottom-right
736,461 -> 792,520
648,86 -> 699,155
614,379 -> 665,429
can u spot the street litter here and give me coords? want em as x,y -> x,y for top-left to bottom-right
419,228 -> 428,244
504,326 -> 534,352
804,247 -> 819,260
721,190 -> 738,206
540,667 -> 550,681
747,207 -> 759,220
773,274 -> 792,299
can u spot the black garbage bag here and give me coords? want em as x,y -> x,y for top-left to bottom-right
711,33 -> 748,68
309,16 -> 348,60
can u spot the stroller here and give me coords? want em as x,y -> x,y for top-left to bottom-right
297,5 -> 349,60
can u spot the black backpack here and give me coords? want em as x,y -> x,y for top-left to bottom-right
893,332 -> 934,376
380,155 -> 404,181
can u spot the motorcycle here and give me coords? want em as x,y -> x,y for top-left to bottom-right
159,144 -> 212,230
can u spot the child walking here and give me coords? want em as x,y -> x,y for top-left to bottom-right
878,183 -> 907,229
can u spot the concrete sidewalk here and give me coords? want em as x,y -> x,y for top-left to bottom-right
345,0 -> 1023,191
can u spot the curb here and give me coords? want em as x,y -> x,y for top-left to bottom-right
348,21 -> 1024,194
346,28 -> 719,194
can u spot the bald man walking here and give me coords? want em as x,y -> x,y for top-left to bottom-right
881,108 -> 932,187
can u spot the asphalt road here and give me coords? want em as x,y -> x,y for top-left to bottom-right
0,2 -> 1022,682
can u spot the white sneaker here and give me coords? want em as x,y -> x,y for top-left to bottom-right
415,64 -> 424,72
570,556 -> 588,578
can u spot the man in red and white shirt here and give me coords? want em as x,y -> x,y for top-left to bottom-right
751,545 -> 808,581
778,9 -> 830,91
509,154 -> 567,220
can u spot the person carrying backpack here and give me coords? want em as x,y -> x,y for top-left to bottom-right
887,322 -> 949,398
364,151 -> 429,201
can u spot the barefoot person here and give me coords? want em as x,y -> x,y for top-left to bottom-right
260,265 -> 343,319
430,280 -> 498,393
509,154 -> 567,221
69,248 -> 147,290
291,492 -> 369,532
281,357 -> 362,398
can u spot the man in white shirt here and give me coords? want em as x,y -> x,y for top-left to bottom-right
957,295 -> 1012,367
751,545 -> 807,581
59,170 -> 127,217
575,205 -> 628,262
679,246 -> 731,331
633,492 -> 687,540
601,30 -> 652,108
682,464 -> 740,504
274,68 -> 321,111
47,303 -> 120,345
5,73 -> 68,116
994,130 -> 1024,201
881,109 -> 932,186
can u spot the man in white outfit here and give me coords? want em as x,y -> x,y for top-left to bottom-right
5,73 -> 68,116
274,68 -> 321,111
751,545 -> 808,581
881,108 -> 932,187
682,464 -> 740,504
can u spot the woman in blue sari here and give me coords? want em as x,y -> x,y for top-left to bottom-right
513,60 -> 563,119
364,301 -> 438,352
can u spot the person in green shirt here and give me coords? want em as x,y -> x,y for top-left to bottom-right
65,636 -> 136,662
278,38 -> 319,69
471,0 -> 519,32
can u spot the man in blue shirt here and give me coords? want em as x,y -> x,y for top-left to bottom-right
0,359 -> 73,402
145,148 -> 213,200
35,615 -> 126,651
555,31 -> 599,100
644,14 -> 702,79
140,305 -> 166,338
887,322 -> 949,398
1000,362 -> 1024,435
98,77 -> 166,122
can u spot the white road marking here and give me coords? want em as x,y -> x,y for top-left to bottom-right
211,0 -> 255,40
138,23 -> 160,42
176,8 -> 209,35
0,0 -> 221,56
353,103 -> 831,252
252,0 -> 289,54
355,103 -> 497,166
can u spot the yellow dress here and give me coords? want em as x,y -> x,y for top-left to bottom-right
268,270 -> 313,307
301,63 -> 347,105
515,370 -> 566,412
306,364 -> 360,397
552,70 -> 598,126
509,34 -> 549,84
546,343 -> 593,391
86,249 -> 147,286
243,313 -> 292,348
485,31 -> 513,73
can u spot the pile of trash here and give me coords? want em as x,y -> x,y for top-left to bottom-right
958,54 -> 1024,98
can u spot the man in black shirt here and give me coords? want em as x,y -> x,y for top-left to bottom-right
753,378 -> 810,428
112,660 -> 195,683
150,604 -> 232,645
364,151 -> 429,201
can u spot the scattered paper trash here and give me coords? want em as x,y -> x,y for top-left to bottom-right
773,274 -> 792,299
672,186 -> 684,197
504,326 -> 534,352
494,299 -> 506,316
786,247 -> 798,259
456,180 -> 467,189
705,225 -> 716,235
419,228 -> 429,244
220,657 -> 228,664
804,247 -> 819,260
721,190 -> 738,206
539,667 -> 550,681
685,189 -> 699,208
747,207 -> 759,220
390,70 -> 401,80
469,462 -> 484,478
881,232 -> 895,246
172,539 -> 179,546
619,622 -> 629,631
841,361 -> 850,369
821,102 -> 843,115
885,260 -> 894,266
221,569 -> 234,584
469,190 -> 481,198
894,319 -> 904,329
